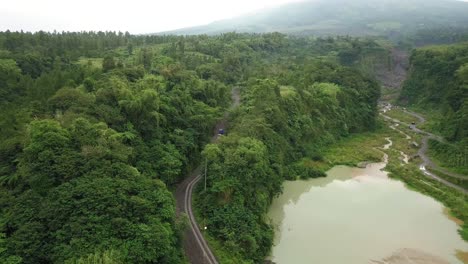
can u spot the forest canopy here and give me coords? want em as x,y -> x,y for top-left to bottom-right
0,31 -> 382,263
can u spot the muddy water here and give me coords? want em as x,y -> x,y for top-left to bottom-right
268,161 -> 468,264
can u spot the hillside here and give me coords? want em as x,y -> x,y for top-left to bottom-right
399,42 -> 468,142
0,32 -> 383,263
161,0 -> 468,37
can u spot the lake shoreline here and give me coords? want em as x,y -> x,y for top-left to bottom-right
268,158 -> 467,264
267,120 -> 468,264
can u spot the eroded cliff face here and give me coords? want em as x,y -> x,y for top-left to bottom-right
375,48 -> 409,102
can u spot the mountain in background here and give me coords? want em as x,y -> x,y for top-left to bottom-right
159,0 -> 468,36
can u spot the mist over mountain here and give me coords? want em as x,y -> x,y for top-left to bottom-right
160,0 -> 468,36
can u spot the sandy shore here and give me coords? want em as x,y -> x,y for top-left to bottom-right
370,248 -> 452,264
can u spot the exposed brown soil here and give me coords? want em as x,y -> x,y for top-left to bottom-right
370,248 -> 450,264
456,250 -> 468,264
444,208 -> 464,226
375,48 -> 409,101
378,49 -> 409,88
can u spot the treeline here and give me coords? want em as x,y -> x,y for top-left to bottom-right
0,31 -> 383,263
399,42 -> 468,143
396,27 -> 468,48
0,31 -> 188,79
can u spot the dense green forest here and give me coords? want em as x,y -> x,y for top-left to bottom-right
0,31 -> 231,263
0,31 -> 383,263
399,42 -> 467,145
198,73 -> 379,262
399,42 -> 467,176
195,38 -> 381,262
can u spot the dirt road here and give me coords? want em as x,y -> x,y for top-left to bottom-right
175,87 -> 240,264
402,110 -> 467,179
380,109 -> 467,194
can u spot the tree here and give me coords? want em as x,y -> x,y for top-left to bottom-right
102,56 -> 116,72
19,120 -> 78,193
0,59 -> 22,101
137,48 -> 153,71
65,249 -> 123,264
127,43 -> 133,55
0,31 -> 385,264
0,220 -> 22,264
48,87 -> 95,112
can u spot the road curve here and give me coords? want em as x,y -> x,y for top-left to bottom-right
402,110 -> 467,180
418,136 -> 468,194
175,87 -> 240,264
380,109 -> 467,194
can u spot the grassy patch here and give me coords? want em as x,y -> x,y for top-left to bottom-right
322,126 -> 390,166
385,108 -> 419,124
76,57 -> 103,69
279,86 -> 296,97
185,51 -> 221,63
314,82 -> 341,97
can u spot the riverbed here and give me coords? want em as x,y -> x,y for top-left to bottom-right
268,160 -> 468,263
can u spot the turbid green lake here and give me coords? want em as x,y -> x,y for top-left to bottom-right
268,161 -> 468,264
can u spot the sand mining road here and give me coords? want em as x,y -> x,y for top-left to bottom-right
380,109 -> 467,194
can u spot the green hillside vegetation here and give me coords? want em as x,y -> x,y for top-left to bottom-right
0,31 -> 384,263
399,42 -> 467,176
0,31 -> 231,263
399,42 -> 468,141
162,0 -> 468,41
428,140 -> 468,175
196,42 -> 380,262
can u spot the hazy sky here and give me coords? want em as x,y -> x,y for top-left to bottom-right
0,0 -> 302,34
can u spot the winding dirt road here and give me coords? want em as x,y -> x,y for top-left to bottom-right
380,109 -> 467,194
175,87 -> 240,264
